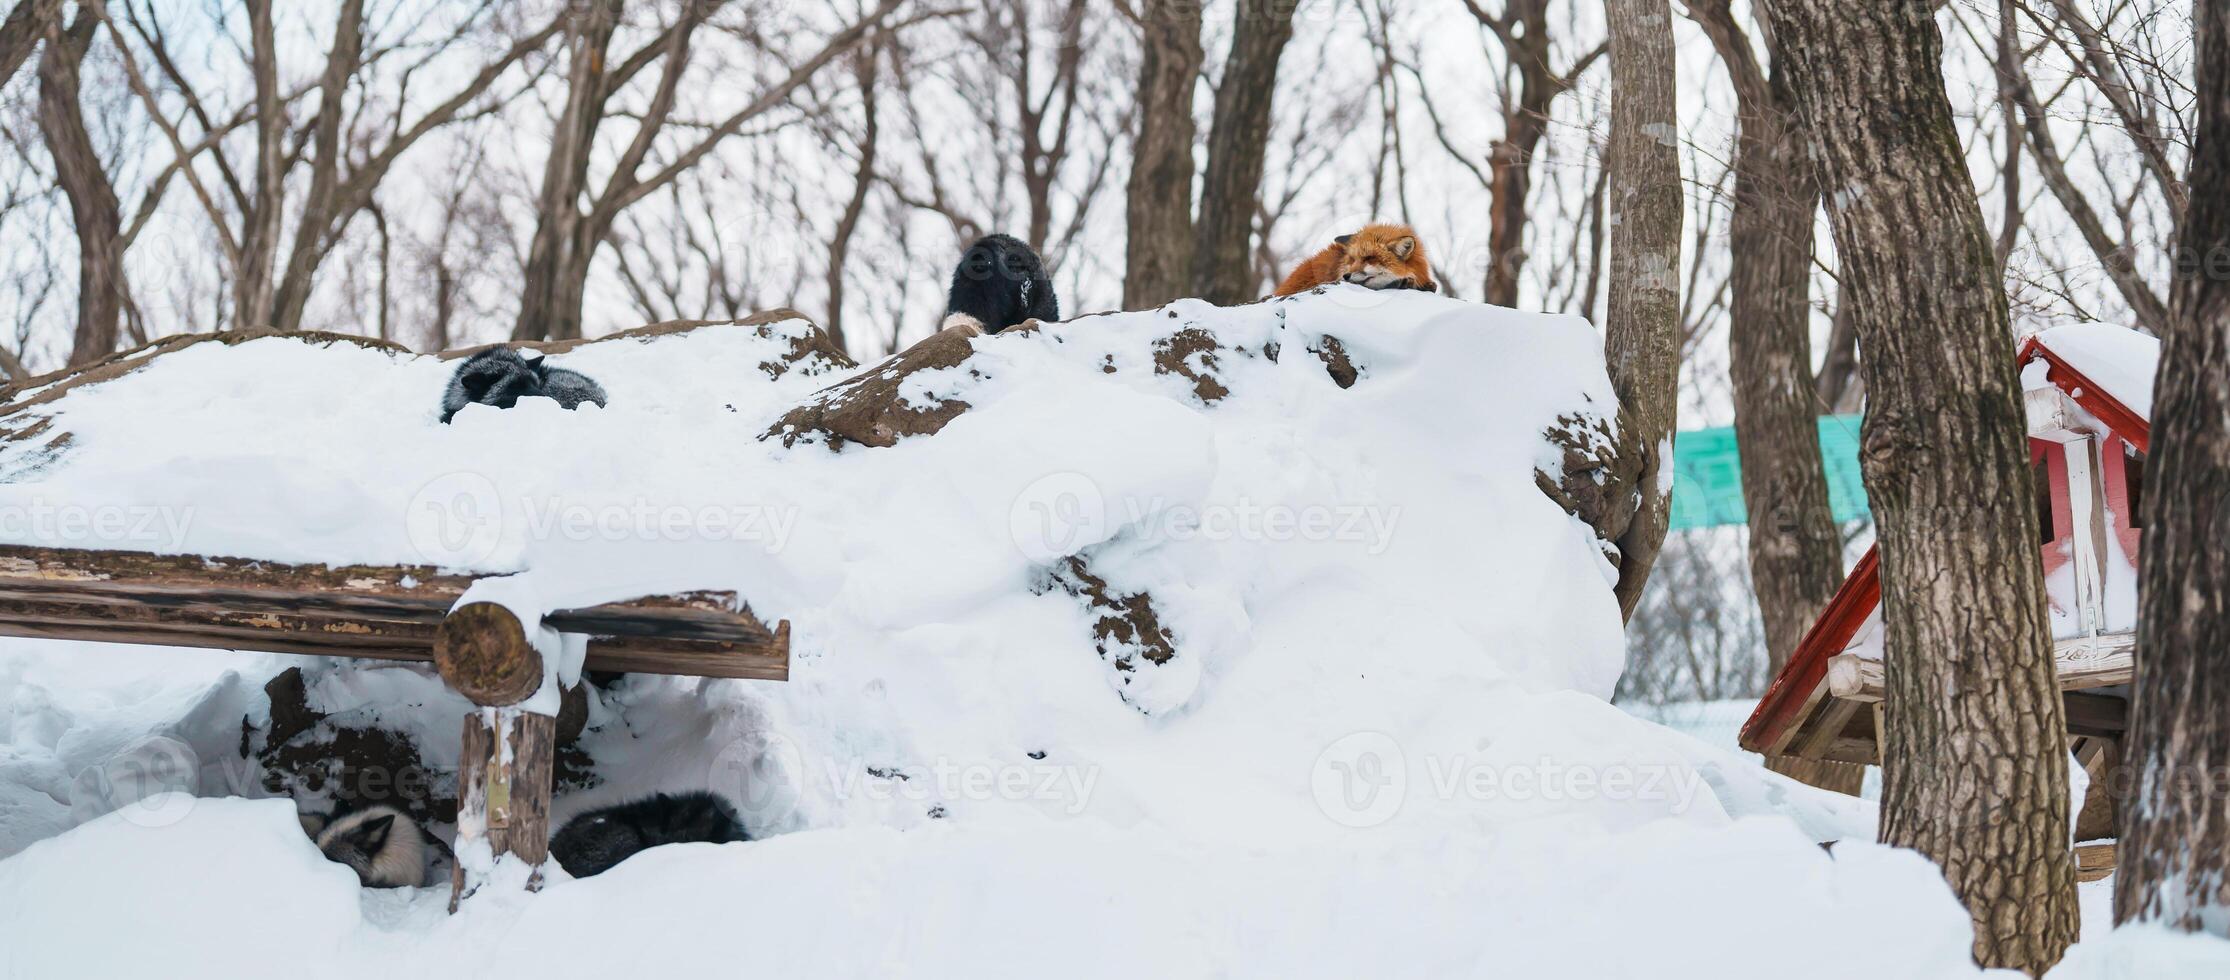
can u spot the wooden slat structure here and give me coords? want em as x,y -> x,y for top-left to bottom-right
0,544 -> 787,680
0,324 -> 832,908
0,541 -> 790,909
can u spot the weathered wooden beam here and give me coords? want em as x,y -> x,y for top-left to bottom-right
2074,841 -> 2116,883
1788,647 -> 2131,765
0,544 -> 787,680
1823,633 -> 2134,704
2062,691 -> 2130,739
1791,696 -> 1871,764
435,602 -> 545,706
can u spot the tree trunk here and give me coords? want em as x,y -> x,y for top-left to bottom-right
1190,0 -> 1297,306
515,0 -> 620,342
1602,0 -> 1682,624
1121,0 -> 1202,310
825,39 -> 882,357
1764,0 -> 2078,971
267,0 -> 366,336
233,0 -> 285,332
37,11 -> 121,367
2115,0 -> 2230,936
0,0 -> 57,84
1690,0 -> 1862,795
1484,0 -> 1561,308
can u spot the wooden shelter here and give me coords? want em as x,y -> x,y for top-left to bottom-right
0,321 -> 821,907
1739,327 -> 2152,767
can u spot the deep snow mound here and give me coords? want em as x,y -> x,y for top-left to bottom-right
0,288 -> 2087,979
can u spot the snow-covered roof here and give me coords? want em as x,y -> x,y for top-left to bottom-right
2032,322 -> 2159,423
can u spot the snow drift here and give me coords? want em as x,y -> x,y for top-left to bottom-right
0,290 -> 2206,977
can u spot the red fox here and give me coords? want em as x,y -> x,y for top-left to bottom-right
1274,224 -> 1438,297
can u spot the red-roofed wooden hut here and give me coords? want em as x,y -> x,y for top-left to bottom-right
1739,325 -> 2157,780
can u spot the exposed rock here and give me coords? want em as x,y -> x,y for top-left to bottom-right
1310,334 -> 1359,389
1151,326 -> 1241,403
763,320 -> 999,450
1534,402 -> 1643,563
1043,554 -> 1179,711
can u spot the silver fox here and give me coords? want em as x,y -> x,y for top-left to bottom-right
440,346 -> 607,424
550,791 -> 750,878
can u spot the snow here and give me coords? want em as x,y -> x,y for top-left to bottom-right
2034,323 -> 2160,422
0,291 -> 2223,976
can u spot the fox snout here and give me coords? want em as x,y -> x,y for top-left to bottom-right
1344,271 -> 1434,291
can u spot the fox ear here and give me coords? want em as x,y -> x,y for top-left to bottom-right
354,814 -> 394,850
1334,234 -> 1353,246
1391,236 -> 1416,260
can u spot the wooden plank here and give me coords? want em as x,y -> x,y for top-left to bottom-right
2074,841 -> 2116,883
1761,667 -> 1834,757
1826,653 -> 1882,701
1792,697 -> 1866,762
1785,652 -> 2130,763
2059,632 -> 2136,689
2064,691 -> 2130,738
2061,440 -> 2110,637
1819,636 -> 2130,706
0,544 -> 788,680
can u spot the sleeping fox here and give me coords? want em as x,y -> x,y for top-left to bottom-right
1274,224 -> 1438,297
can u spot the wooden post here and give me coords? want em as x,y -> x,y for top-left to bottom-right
436,601 -> 556,911
449,708 -> 555,910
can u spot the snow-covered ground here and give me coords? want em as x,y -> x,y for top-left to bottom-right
0,291 -> 2222,977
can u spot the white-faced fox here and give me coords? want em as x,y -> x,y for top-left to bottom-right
305,804 -> 437,888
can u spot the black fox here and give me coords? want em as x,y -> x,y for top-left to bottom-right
440,347 -> 607,423
549,791 -> 751,878
943,233 -> 1059,334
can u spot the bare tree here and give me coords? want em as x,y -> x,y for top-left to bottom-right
880,1 -> 1128,315
1461,0 -> 1605,307
1191,0 -> 1299,305
0,0 -> 56,85
1120,0 -> 1202,309
1601,0 -> 1681,622
1765,0 -> 2078,970
1617,530 -> 1769,705
93,0 -> 562,333
36,10 -> 118,365
2116,0 -> 2230,936
823,30 -> 886,355
514,0 -> 903,341
1685,0 -> 1859,795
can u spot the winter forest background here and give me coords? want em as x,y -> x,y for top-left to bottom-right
0,0 -> 2194,708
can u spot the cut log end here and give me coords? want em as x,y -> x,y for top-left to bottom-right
434,602 -> 543,707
